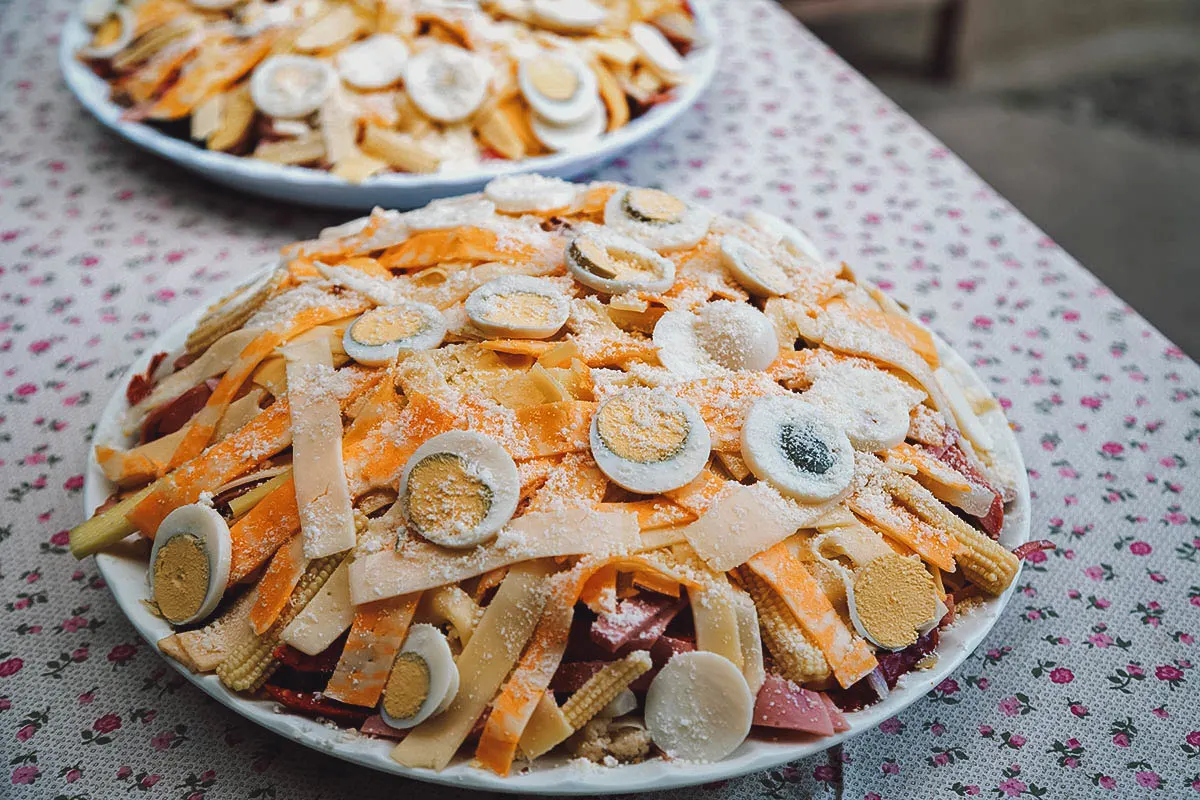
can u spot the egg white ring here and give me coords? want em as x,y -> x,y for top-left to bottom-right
603,188 -> 713,253
740,395 -> 854,503
78,5 -> 135,59
464,275 -> 570,339
530,0 -> 607,33
250,54 -> 337,119
565,225 -> 677,295
81,0 -> 117,28
404,44 -> 492,123
644,651 -> 753,763
589,389 -> 711,494
630,22 -> 685,79
518,50 -> 600,126
483,173 -> 580,214
743,208 -> 826,264
379,624 -> 460,729
398,430 -> 520,549
531,96 -> 608,153
342,301 -> 447,367
147,503 -> 232,626
718,234 -> 789,297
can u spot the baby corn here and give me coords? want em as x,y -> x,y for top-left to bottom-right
561,650 -> 652,731
738,567 -> 831,685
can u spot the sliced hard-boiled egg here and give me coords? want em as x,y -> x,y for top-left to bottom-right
148,503 -> 232,626
399,430 -> 520,548
530,0 -> 607,33
79,5 -> 135,59
342,302 -> 447,366
719,235 -> 790,297
404,44 -> 492,123
803,362 -> 926,452
566,225 -> 676,295
846,553 -> 941,650
403,195 -> 496,233
934,366 -> 995,453
590,387 -> 710,494
653,301 -> 779,379
630,22 -> 684,80
741,395 -> 855,503
250,55 -> 336,119
188,0 -> 243,9
465,275 -> 570,339
518,50 -> 599,126
335,34 -> 409,90
744,208 -> 824,263
645,651 -> 753,762
599,688 -> 638,719
81,0 -> 117,27
530,96 -> 608,152
484,173 -> 579,214
604,187 -> 713,252
380,623 -> 460,729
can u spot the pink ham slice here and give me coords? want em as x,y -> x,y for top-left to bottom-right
924,441 -> 1006,539
753,674 -> 834,736
590,595 -> 685,653
819,692 -> 850,733
360,714 -> 406,740
551,636 -> 698,693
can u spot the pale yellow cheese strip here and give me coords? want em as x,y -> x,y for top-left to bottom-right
280,559 -> 355,656
391,560 -> 554,771
691,578 -> 744,670
681,481 -> 838,572
349,506 -> 640,605
731,586 -> 766,695
519,691 -> 575,760
284,336 -> 356,558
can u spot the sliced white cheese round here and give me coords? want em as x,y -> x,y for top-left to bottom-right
148,503 -> 232,626
336,34 -> 409,90
565,224 -> 676,295
343,302 -> 447,366
530,96 -> 608,152
78,5 -> 135,59
484,173 -> 579,214
380,623 -> 460,729
518,50 -> 599,126
250,54 -> 336,119
599,688 -> 638,719
741,395 -> 855,503
653,301 -> 778,379
718,235 -> 790,297
604,187 -> 712,253
399,430 -> 520,548
630,21 -> 684,79
530,0 -> 607,33
590,387 -> 710,494
404,44 -> 492,123
465,275 -> 570,339
645,651 -> 753,762
803,361 -> 925,452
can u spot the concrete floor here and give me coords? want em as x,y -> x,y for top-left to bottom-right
797,4 -> 1200,356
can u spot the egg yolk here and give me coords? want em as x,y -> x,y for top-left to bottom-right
573,237 -> 662,282
624,188 -> 687,224
383,652 -> 432,720
352,306 -> 427,345
405,453 -> 493,540
597,393 -> 690,464
481,292 -> 560,327
153,534 -> 209,624
852,553 -> 938,650
527,55 -> 580,101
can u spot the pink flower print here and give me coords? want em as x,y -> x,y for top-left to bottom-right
1187,731 -> 1200,747
15,383 -> 36,397
1089,633 -> 1114,648
1127,663 -> 1145,677
50,530 -> 69,546
0,698 -> 10,711
71,646 -> 89,662
78,690 -> 94,704
116,766 -> 132,779
15,724 -> 35,742
1026,549 -> 1047,564
812,764 -> 836,783
65,768 -> 81,783
1129,541 -> 1152,556
1050,667 -> 1074,684
1101,442 -> 1124,455
150,730 -> 175,751
997,778 -> 1027,796
0,658 -> 24,677
64,474 -> 84,491
1097,775 -> 1117,789
140,775 -> 162,789
1094,597 -> 1111,609
976,677 -> 990,690
1135,772 -> 1162,789
998,697 -> 1022,716
879,717 -> 904,734
11,765 -> 39,785
1113,733 -> 1131,748
881,761 -> 899,775
60,616 -> 87,633
1165,510 -> 1189,525
107,643 -> 137,664
187,793 -> 204,800
1064,756 -> 1079,768
28,339 -> 51,354
1152,707 -> 1169,719
1080,396 -> 1102,409
936,678 -> 960,694
979,725 -> 994,736
931,752 -> 949,766
1066,738 -> 1081,749
780,766 -> 801,781
200,770 -> 216,782
1155,665 -> 1184,681
1149,571 -> 1167,584
93,713 -> 121,734
1008,733 -> 1027,748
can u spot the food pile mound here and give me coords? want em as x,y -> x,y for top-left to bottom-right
76,0 -> 698,179
71,176 -> 1044,775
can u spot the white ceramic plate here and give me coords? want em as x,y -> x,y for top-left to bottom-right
59,3 -> 720,210
83,270 -> 1030,795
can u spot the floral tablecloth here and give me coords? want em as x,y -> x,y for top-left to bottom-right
1,0 -> 1197,797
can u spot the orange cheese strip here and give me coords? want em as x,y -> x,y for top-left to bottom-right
166,301 -> 370,470
578,565 -> 617,614
227,475 -> 299,584
479,339 -> 557,357
847,489 -> 961,572
670,372 -> 785,451
475,555 -> 699,775
146,31 -> 279,120
513,401 -> 595,460
95,429 -> 185,486
569,184 -> 617,217
747,543 -> 878,688
632,569 -> 681,597
663,467 -> 728,517
824,297 -> 939,369
249,533 -> 306,634
379,227 -> 536,270
344,391 -> 458,494
598,498 -> 696,531
324,592 -> 420,708
126,398 -> 294,536
525,452 -> 607,512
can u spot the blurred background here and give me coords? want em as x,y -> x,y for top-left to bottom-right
784,0 -> 1200,356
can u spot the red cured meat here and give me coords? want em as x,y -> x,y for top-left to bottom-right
360,714 -> 407,740
550,661 -> 656,693
140,379 -> 217,443
819,692 -> 850,733
650,635 -> 695,667
590,596 -> 685,653
753,674 -> 834,736
924,442 -> 1005,539
126,351 -> 168,406
1013,539 -> 1056,561
263,685 -> 371,727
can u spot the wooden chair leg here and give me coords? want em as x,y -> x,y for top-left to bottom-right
931,0 -> 971,81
